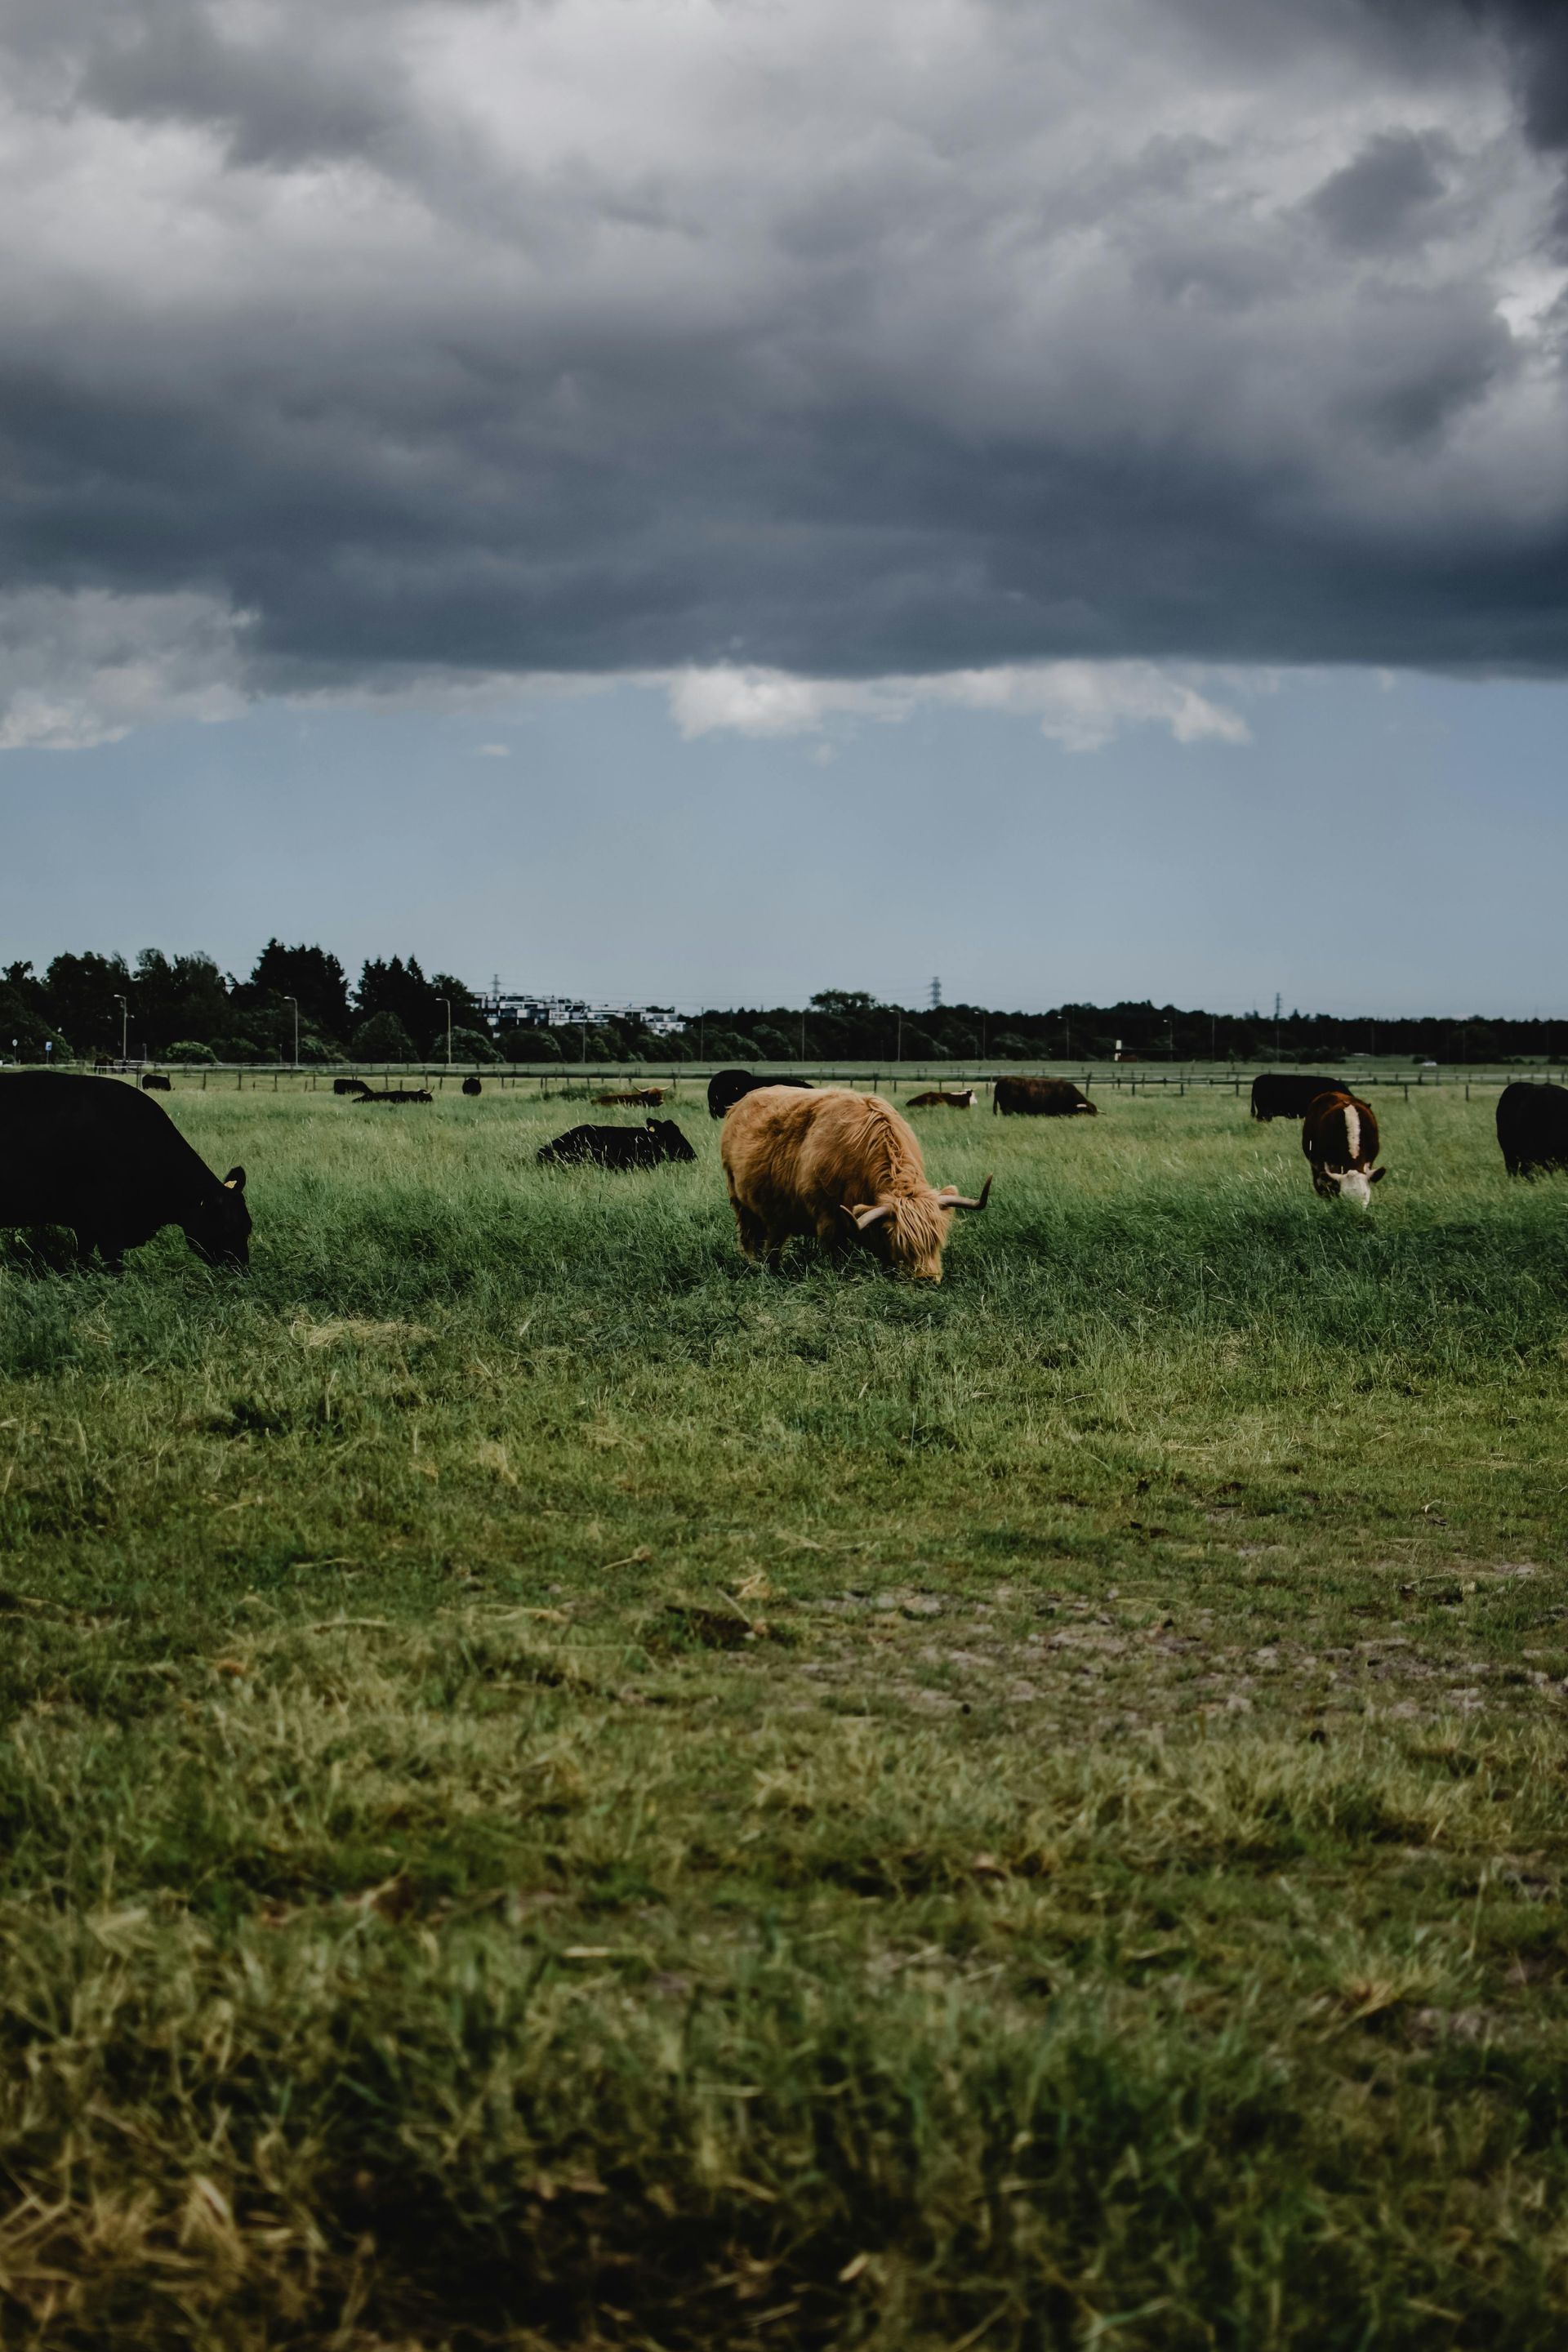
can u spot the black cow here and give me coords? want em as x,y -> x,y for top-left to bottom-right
334,1077 -> 372,1097
1250,1073 -> 1351,1122
993,1076 -> 1097,1116
707,1068 -> 814,1120
461,1076 -> 483,1097
357,1089 -> 434,1106
537,1119 -> 697,1168
0,1072 -> 250,1270
140,1071 -> 172,1092
1497,1080 -> 1568,1178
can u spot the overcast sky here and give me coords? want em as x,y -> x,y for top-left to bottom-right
2,0 -> 1566,1009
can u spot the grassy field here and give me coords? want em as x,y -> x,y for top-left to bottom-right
2,1083 -> 1566,2349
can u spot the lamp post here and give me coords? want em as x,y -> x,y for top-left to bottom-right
437,996 -> 452,1065
284,995 -> 300,1067
114,994 -> 128,1065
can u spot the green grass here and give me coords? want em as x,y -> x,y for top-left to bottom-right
2,1085 -> 1566,2349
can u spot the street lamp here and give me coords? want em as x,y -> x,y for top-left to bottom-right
437,996 -> 452,1065
114,994 -> 128,1065
284,995 -> 300,1067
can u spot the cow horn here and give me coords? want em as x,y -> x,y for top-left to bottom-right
938,1176 -> 992,1211
840,1201 -> 895,1231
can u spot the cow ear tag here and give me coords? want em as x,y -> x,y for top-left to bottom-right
224,1166 -> 246,1192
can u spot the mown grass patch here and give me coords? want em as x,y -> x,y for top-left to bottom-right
2,1085 -> 1566,2345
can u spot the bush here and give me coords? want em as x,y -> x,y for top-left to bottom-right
163,1040 -> 217,1065
991,1032 -> 1033,1059
431,1026 -> 500,1064
209,1036 -> 264,1063
298,1035 -> 338,1064
351,1012 -> 416,1062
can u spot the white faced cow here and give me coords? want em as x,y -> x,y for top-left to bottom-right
1303,1090 -> 1386,1207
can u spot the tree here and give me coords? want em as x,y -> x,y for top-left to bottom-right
434,1025 -> 500,1063
351,1010 -> 416,1062
131,951 -> 230,1050
245,940 -> 351,1038
502,1026 -> 561,1061
40,951 -> 133,1057
164,1040 -> 218,1064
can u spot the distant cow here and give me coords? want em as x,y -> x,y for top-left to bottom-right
461,1076 -> 483,1098
334,1078 -> 372,1097
358,1089 -> 433,1106
907,1089 -> 976,1109
1496,1080 -> 1568,1178
0,1072 -> 250,1270
993,1076 -> 1096,1117
537,1119 -> 697,1169
721,1085 -> 990,1281
1251,1073 -> 1352,1122
140,1072 -> 172,1092
1303,1091 -> 1385,1205
707,1068 -> 814,1120
595,1086 -> 666,1107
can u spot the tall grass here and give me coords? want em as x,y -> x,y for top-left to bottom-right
2,1087 -> 1566,2346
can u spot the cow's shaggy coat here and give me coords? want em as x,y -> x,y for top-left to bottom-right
721,1086 -> 989,1281
1303,1090 -> 1385,1205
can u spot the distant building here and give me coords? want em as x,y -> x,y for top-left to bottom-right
479,991 -> 688,1038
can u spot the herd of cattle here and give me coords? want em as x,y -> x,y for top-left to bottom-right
2,1064 -> 1566,1279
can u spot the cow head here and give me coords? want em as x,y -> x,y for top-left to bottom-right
1324,1164 -> 1386,1209
647,1119 -> 696,1163
840,1177 -> 991,1280
186,1166 -> 251,1267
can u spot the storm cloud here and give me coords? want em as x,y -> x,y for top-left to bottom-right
1,0 -> 1566,740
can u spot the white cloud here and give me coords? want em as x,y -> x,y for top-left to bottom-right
0,587 -> 252,751
662,660 -> 1250,751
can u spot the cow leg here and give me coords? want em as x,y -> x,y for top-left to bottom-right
733,1203 -> 772,1263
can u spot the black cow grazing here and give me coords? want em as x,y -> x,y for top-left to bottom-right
537,1119 -> 697,1168
707,1068 -> 814,1120
1497,1080 -> 1568,1178
0,1072 -> 250,1270
140,1071 -> 172,1092
993,1076 -> 1097,1116
1250,1073 -> 1352,1122
333,1077 -> 372,1097
461,1076 -> 483,1097
357,1089 -> 434,1106
1303,1091 -> 1385,1206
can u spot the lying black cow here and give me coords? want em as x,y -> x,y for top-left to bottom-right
0,1072 -> 250,1269
333,1077 -> 372,1097
1497,1080 -> 1568,1178
357,1089 -> 433,1106
537,1119 -> 697,1168
1250,1073 -> 1351,1122
140,1071 -> 172,1092
461,1076 -> 483,1097
993,1076 -> 1096,1116
707,1068 -> 814,1120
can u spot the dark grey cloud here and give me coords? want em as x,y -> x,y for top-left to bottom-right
0,0 -> 1565,737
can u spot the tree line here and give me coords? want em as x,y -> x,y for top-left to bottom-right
0,955 -> 1562,1065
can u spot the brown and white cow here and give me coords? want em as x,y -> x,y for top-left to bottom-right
1303,1090 -> 1385,1205
720,1086 -> 991,1281
906,1089 -> 976,1109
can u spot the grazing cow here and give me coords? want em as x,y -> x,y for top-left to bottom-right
537,1119 -> 697,1168
720,1086 -> 991,1281
357,1089 -> 434,1106
334,1077 -> 372,1097
461,1075 -> 483,1098
595,1086 -> 666,1107
906,1088 -> 976,1109
140,1071 -> 172,1092
0,1072 -> 250,1269
707,1068 -> 814,1120
993,1076 -> 1097,1117
1251,1072 -> 1352,1122
1496,1080 -> 1568,1178
1303,1091 -> 1385,1205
